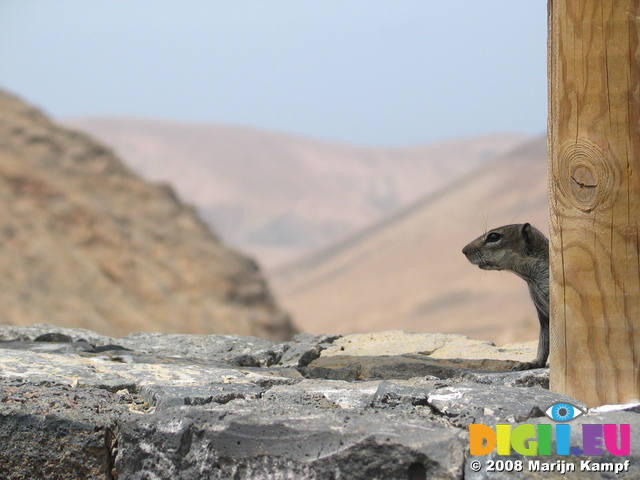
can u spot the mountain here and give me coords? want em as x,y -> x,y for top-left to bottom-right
270,136 -> 548,345
62,117 -> 528,268
0,90 -> 295,340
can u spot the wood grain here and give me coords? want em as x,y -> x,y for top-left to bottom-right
549,0 -> 640,406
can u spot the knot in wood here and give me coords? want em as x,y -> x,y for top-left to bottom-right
554,140 -> 616,212
570,164 -> 597,203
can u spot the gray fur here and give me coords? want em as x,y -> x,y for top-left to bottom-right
462,223 -> 549,369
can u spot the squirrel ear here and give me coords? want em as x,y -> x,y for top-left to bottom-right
521,223 -> 533,246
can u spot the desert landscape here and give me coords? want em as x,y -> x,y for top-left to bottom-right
272,136 -> 548,344
0,89 -> 294,340
64,115 -> 548,345
62,117 -> 528,268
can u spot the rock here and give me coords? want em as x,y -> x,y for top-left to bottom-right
0,382 -> 130,480
321,330 -> 538,363
426,382 -> 581,427
303,330 -> 542,382
0,323 -> 118,345
114,402 -> 465,480
0,326 -> 638,479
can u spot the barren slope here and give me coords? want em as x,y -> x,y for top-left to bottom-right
62,117 -> 528,267
271,136 -> 548,345
0,90 -> 295,340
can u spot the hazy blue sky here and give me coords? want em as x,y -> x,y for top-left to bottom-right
0,1 -> 547,147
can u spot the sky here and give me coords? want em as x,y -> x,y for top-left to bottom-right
0,1 -> 547,147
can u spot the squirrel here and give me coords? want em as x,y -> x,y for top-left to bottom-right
462,223 -> 549,370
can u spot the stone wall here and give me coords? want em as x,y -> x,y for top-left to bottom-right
0,325 -> 637,479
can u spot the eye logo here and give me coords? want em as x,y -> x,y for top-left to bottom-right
545,402 -> 586,422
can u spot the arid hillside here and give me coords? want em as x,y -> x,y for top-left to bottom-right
63,117 -> 528,268
0,90 -> 295,340
271,136 -> 548,345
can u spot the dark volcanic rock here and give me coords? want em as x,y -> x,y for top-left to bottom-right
0,325 -> 638,480
114,403 -> 464,480
0,382 -> 131,480
425,382 -> 579,427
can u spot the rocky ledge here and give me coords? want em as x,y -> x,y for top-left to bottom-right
0,325 -> 638,480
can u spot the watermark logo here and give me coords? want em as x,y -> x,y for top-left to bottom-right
469,402 -> 630,457
467,402 -> 632,475
545,402 -> 585,422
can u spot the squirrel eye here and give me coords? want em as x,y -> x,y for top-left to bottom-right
486,232 -> 502,243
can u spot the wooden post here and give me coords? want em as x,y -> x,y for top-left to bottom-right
548,0 -> 640,407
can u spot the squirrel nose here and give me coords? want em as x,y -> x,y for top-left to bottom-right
462,245 -> 469,256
